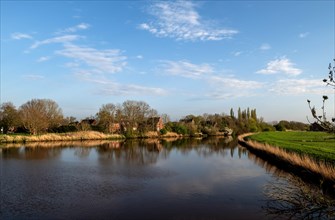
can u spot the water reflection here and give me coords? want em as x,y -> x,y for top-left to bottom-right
263,174 -> 335,219
2,137 -> 333,219
1,137 -> 240,162
247,151 -> 335,219
1,147 -> 62,160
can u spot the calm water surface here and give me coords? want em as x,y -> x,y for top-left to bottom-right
0,138 -> 330,219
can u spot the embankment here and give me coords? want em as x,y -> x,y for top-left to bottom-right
238,133 -> 335,194
0,131 -> 125,143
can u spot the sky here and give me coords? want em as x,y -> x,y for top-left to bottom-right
1,0 -> 334,122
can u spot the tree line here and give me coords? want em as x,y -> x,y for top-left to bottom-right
0,98 -> 309,136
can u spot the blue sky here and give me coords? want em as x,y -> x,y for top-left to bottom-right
1,0 -> 334,122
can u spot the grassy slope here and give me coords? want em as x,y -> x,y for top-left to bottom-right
249,131 -> 335,164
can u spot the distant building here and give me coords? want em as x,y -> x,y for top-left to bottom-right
139,117 -> 164,132
108,123 -> 121,133
150,117 -> 164,131
80,119 -> 98,126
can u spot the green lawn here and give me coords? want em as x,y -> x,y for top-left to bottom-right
248,131 -> 335,164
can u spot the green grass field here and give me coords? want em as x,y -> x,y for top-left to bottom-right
248,131 -> 335,164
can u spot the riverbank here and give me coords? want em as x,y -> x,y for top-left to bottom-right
0,131 -> 233,144
247,131 -> 335,163
0,131 -> 125,143
238,132 -> 335,194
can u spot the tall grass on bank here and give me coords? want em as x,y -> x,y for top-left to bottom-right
238,133 -> 335,182
0,131 -> 125,143
248,131 -> 335,163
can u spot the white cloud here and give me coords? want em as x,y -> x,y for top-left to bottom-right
36,56 -> 50,62
257,57 -> 302,76
136,55 -> 144,59
139,1 -> 238,41
76,72 -> 167,96
56,23 -> 90,34
232,51 -> 243,56
64,62 -> 80,68
269,79 -> 330,95
299,32 -> 309,38
259,43 -> 271,50
11,32 -> 32,40
22,74 -> 44,80
30,35 -> 81,49
206,75 -> 264,99
162,60 -> 213,79
57,44 -> 127,74
100,84 -> 167,96
209,76 -> 264,89
160,59 -> 264,99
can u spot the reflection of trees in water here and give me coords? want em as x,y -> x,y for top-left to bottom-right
96,140 -> 162,166
95,137 -> 238,165
246,151 -> 335,219
263,175 -> 335,219
1,140 -> 115,148
160,137 -> 238,158
1,137 -> 238,162
74,147 -> 91,158
1,147 -> 62,160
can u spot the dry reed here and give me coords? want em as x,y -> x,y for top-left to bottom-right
238,133 -> 335,181
0,131 -> 125,143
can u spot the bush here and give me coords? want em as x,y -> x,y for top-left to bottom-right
173,124 -> 188,135
50,125 -> 78,133
160,128 -> 168,135
275,123 -> 286,131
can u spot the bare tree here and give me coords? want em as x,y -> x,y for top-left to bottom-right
122,100 -> 150,131
160,113 -> 170,124
19,99 -> 63,134
307,59 -> 335,132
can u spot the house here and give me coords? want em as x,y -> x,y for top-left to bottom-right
180,118 -> 195,125
149,117 -> 164,131
108,123 -> 121,133
139,117 -> 164,132
79,118 -> 98,131
80,118 -> 98,126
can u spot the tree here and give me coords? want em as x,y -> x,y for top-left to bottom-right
238,107 -> 242,121
307,59 -> 335,132
0,102 -> 20,133
161,113 -> 170,124
230,108 -> 235,118
122,100 -> 156,134
96,103 -> 117,133
19,99 -> 63,134
44,99 -> 64,129
251,109 -> 257,121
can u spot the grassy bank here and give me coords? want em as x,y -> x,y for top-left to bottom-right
248,131 -> 335,164
0,131 -> 125,143
238,132 -> 335,189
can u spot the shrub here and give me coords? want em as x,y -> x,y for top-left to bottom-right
160,128 -> 168,135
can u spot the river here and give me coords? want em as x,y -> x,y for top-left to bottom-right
1,137 -> 333,219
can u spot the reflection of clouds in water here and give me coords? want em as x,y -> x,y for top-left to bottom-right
4,137 -> 330,219
159,148 -> 265,196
